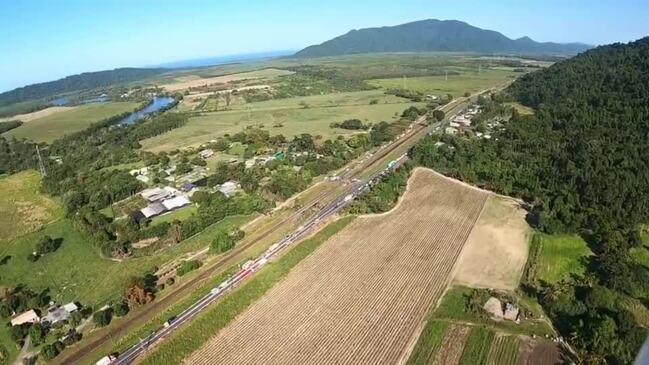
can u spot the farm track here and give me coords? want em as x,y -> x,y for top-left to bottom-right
185,169 -> 488,364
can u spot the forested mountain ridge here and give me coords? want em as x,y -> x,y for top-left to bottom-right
0,67 -> 167,106
293,19 -> 591,58
412,37 -> 649,363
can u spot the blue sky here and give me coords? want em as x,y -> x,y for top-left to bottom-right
1,0 -> 647,92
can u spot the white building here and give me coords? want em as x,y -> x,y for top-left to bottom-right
161,195 -> 191,210
199,149 -> 214,159
218,181 -> 238,197
11,309 -> 40,327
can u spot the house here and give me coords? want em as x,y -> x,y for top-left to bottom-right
95,354 -> 118,365
504,303 -> 520,322
43,302 -> 79,325
141,187 -> 171,202
181,183 -> 197,192
11,309 -> 40,326
161,195 -> 191,210
135,175 -> 150,183
129,167 -> 149,176
483,297 -> 503,320
199,149 -> 214,159
218,181 -> 238,197
141,202 -> 167,218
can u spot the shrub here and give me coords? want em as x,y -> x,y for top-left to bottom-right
177,260 -> 200,276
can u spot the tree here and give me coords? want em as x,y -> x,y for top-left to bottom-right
113,301 -> 130,317
40,343 -> 61,361
93,308 -> 112,327
177,260 -> 200,276
125,280 -> 155,307
28,323 -> 46,345
432,110 -> 445,122
210,230 -> 236,254
225,93 -> 231,108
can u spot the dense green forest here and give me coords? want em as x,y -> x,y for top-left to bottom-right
0,67 -> 166,107
412,37 -> 649,363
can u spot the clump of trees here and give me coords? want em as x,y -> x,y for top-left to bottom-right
0,120 -> 22,133
177,260 -> 200,276
330,119 -> 368,130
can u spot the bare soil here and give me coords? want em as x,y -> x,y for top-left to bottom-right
184,168 -> 488,364
452,195 -> 530,289
0,106 -> 76,122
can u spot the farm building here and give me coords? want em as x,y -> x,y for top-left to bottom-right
141,187 -> 172,202
199,149 -> 214,159
218,181 -> 238,197
11,309 -> 40,326
162,195 -> 191,210
141,202 -> 167,218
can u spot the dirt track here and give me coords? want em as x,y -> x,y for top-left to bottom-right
185,168 -> 487,364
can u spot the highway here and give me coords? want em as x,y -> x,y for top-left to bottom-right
111,154 -> 410,365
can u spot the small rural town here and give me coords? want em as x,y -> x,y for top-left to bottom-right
0,1 -> 648,364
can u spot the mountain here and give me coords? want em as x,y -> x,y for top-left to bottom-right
293,19 -> 591,58
0,67 -> 167,107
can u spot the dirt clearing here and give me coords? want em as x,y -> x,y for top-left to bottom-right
452,195 -> 530,289
0,106 -> 76,123
162,69 -> 292,91
183,168 -> 487,364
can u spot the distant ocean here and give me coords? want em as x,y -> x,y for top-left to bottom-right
152,50 -> 296,69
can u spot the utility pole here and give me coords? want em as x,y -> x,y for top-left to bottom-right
445,70 -> 448,81
35,145 -> 46,176
402,75 -> 406,89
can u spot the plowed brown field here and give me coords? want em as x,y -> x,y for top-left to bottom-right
184,168 -> 488,364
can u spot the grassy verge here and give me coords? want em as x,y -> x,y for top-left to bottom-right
139,216 -> 355,364
406,320 -> 448,365
459,326 -> 495,365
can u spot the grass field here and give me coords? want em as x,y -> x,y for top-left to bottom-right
0,170 -> 64,242
487,335 -> 520,365
459,327 -> 495,365
534,234 -> 592,283
406,320 -> 449,365
369,68 -> 516,97
150,205 -> 198,226
141,91 -> 421,152
3,102 -> 139,142
505,101 -> 535,115
140,216 -> 356,365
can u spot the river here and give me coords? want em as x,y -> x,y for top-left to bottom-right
118,96 -> 175,125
